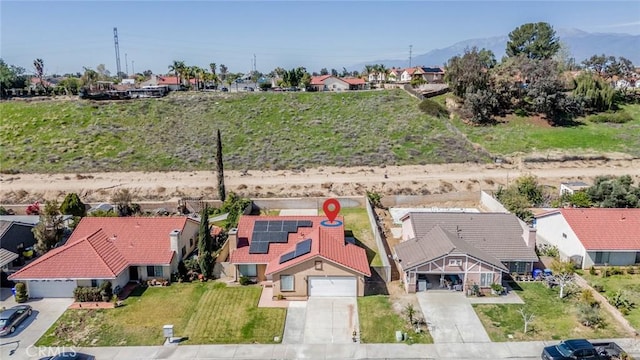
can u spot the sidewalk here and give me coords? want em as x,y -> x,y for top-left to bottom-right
6,338 -> 639,360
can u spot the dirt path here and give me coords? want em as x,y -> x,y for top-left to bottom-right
1,157 -> 639,204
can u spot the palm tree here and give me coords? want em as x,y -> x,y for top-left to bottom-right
376,64 -> 387,84
81,67 -> 99,89
219,64 -> 228,83
209,62 -> 217,87
168,60 -> 185,87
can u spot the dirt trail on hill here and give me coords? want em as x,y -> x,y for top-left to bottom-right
1,155 -> 639,204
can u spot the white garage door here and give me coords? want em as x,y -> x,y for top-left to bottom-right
28,279 -> 76,298
308,277 -> 357,297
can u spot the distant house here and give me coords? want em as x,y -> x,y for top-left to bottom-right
28,77 -> 54,90
87,203 -> 114,215
559,181 -> 589,196
229,215 -> 370,298
140,74 -> 196,91
309,76 -> 366,91
400,67 -> 445,83
387,68 -> 403,83
0,220 -> 36,267
9,217 -> 199,298
394,212 -> 538,293
400,68 -> 418,83
535,208 -> 640,269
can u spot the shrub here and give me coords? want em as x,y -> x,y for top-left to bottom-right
418,99 -> 448,118
15,282 -> 28,303
100,282 -> 113,301
577,302 -> 605,328
589,266 -> 597,276
239,276 -> 252,286
366,190 -> 384,209
608,290 -> 636,315
610,267 -> 624,275
490,283 -> 504,293
587,111 -> 632,124
626,266 -> 635,275
579,289 -> 600,308
73,286 -> 102,302
592,283 -> 606,293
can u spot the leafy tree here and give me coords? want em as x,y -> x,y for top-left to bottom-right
81,67 -> 99,88
57,77 -> 81,95
444,47 -> 494,98
211,192 -> 251,230
198,205 -> 214,278
586,175 -> 640,208
330,68 -> 338,76
32,200 -> 64,254
560,191 -> 592,208
463,88 -> 499,124
60,193 -> 86,217
319,68 -> 329,76
95,64 -> 110,79
219,64 -> 228,82
582,54 -> 635,83
216,129 -> 226,201
300,72 -> 312,88
573,72 -> 616,112
515,175 -> 545,206
495,175 -> 547,222
506,22 -> 560,60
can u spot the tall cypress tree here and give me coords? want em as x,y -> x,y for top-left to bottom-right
216,129 -> 226,202
198,205 -> 214,278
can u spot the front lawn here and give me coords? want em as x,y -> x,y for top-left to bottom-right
473,282 -> 629,341
582,272 -> 640,331
37,282 -> 285,346
357,295 -> 432,344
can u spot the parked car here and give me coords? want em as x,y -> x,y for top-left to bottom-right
542,339 -> 627,360
0,305 -> 32,336
220,87 -> 229,92
39,352 -> 95,360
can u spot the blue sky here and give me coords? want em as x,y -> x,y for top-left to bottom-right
1,1 -> 639,75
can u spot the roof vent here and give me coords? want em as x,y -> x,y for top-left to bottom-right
109,234 -> 117,241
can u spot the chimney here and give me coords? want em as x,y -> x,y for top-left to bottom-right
527,228 -> 537,248
228,228 -> 238,252
169,229 -> 181,261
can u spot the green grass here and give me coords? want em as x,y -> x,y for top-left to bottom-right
473,282 -> 629,341
320,207 -> 380,266
582,272 -> 640,331
0,90 -> 487,173
450,103 -> 640,156
36,282 -> 285,346
357,295 -> 432,344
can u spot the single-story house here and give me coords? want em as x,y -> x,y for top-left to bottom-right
9,217 -> 199,298
535,208 -> 640,269
559,181 -> 589,196
394,212 -> 538,293
399,66 -> 445,83
309,76 -> 365,92
140,74 -> 196,91
229,215 -> 371,298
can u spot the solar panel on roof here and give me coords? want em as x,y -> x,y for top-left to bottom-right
282,222 -> 298,233
295,238 -> 312,257
279,251 -> 296,264
297,220 -> 313,228
268,221 -> 283,231
253,221 -> 268,231
249,241 -> 269,254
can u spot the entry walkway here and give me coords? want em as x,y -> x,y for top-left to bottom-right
417,291 -> 491,343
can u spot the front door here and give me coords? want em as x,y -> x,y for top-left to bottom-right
129,266 -> 138,281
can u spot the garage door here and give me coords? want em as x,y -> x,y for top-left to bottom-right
308,277 -> 356,297
28,279 -> 76,298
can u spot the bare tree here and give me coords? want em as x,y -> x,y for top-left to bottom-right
111,189 -> 133,216
551,259 -> 575,298
33,58 -> 45,91
517,307 -> 535,334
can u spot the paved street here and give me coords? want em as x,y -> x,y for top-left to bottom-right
1,339 -> 638,360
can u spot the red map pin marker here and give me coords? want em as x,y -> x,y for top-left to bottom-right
323,198 -> 341,223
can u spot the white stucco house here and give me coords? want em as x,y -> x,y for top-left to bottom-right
535,208 -> 640,269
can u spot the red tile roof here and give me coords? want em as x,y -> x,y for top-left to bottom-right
230,215 -> 371,276
10,217 -> 196,280
342,77 -> 365,85
310,75 -> 332,85
404,68 -> 418,75
536,208 -> 640,250
157,76 -> 197,85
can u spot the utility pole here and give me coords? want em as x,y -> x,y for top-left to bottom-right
409,45 -> 413,68
132,60 -> 135,75
113,27 -> 122,79
125,53 -> 128,76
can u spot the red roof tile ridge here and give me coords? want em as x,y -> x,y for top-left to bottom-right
85,229 -> 125,277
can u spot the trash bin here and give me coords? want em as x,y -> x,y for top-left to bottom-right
395,330 -> 403,342
11,287 -> 16,297
532,269 -> 542,279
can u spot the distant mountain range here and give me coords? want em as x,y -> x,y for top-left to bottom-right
352,29 -> 640,70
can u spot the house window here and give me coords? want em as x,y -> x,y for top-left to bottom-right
147,266 -> 163,277
480,273 -> 493,287
281,275 -> 294,291
315,261 -> 323,270
190,238 -> 194,247
91,280 -> 98,287
595,252 -> 611,265
449,259 -> 462,266
238,264 -> 257,277
181,246 -> 186,257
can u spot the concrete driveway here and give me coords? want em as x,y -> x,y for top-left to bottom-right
283,297 -> 359,344
416,291 -> 491,344
0,288 -> 73,360
304,297 -> 358,344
